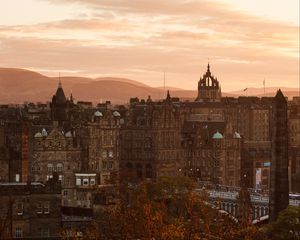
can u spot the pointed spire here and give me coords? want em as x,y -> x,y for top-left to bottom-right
166,90 -> 171,101
70,90 -> 74,103
58,72 -> 62,88
207,57 -> 211,71
54,72 -> 66,104
274,89 -> 286,103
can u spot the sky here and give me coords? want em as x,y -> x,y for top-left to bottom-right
0,0 -> 299,91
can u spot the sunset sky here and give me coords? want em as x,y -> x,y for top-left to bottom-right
0,0 -> 299,91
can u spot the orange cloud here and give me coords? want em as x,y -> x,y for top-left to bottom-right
0,0 -> 298,91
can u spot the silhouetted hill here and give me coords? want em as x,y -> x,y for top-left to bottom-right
0,68 -> 297,104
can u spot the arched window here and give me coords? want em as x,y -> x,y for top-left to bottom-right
47,163 -> 53,172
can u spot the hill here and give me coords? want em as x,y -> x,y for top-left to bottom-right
0,68 -> 297,104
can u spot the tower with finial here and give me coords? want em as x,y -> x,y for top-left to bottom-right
269,89 -> 289,222
50,77 -> 69,123
195,63 -> 221,102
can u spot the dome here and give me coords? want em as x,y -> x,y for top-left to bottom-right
94,110 -> 103,117
113,111 -> 121,117
34,132 -> 42,138
212,131 -> 223,139
233,132 -> 241,139
41,128 -> 48,137
65,131 -> 72,138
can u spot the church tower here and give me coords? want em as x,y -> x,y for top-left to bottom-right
50,81 -> 69,123
195,64 -> 221,102
269,89 -> 289,221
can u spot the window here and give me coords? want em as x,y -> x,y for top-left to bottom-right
59,175 -> 63,181
15,228 -> 23,238
90,178 -> 95,185
44,202 -> 50,214
37,202 -> 43,214
46,174 -> 53,180
57,163 -> 63,172
15,174 -> 20,182
83,178 -> 89,186
63,190 -> 68,196
109,150 -> 113,158
108,161 -> 114,169
102,161 -> 107,169
17,202 -> 23,215
102,151 -> 107,158
38,228 -> 43,237
47,163 -> 53,172
43,228 -> 50,237
76,178 -> 81,186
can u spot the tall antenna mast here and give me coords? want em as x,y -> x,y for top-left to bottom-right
163,71 -> 166,99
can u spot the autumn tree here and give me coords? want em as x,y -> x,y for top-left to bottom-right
95,176 -> 262,240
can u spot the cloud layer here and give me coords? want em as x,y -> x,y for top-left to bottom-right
0,0 -> 298,91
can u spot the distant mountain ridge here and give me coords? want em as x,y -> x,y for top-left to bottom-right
0,68 -> 298,104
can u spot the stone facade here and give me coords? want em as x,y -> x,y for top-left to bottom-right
31,121 -> 81,207
0,65 -> 298,218
0,177 -> 61,239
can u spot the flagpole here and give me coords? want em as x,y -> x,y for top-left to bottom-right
164,71 -> 166,99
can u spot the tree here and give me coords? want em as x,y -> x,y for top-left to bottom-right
261,206 -> 300,240
95,176 -> 262,240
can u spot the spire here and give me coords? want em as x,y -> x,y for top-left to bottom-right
166,90 -> 171,101
70,90 -> 74,103
58,72 -> 62,88
54,72 -> 66,104
274,89 -> 286,104
207,57 -> 211,72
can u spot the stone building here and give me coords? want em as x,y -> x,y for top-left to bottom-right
0,64 -> 299,214
120,92 -> 182,181
288,97 -> 300,192
0,176 -> 61,239
31,121 -> 82,207
0,107 -> 26,183
181,120 -> 242,186
86,108 -> 121,185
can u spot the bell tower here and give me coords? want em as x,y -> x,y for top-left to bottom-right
195,64 -> 221,102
